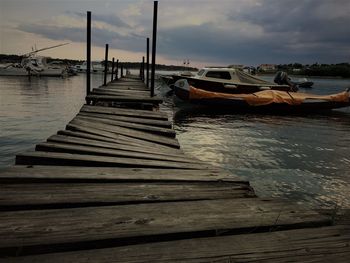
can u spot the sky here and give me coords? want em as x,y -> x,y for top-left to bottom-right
1,0 -> 350,68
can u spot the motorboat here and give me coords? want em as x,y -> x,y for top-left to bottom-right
274,71 -> 313,88
295,78 -> 314,88
165,67 -> 295,94
73,61 -> 109,73
173,79 -> 350,113
0,43 -> 69,77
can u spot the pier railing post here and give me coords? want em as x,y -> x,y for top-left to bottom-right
111,57 -> 115,81
146,37 -> 150,88
86,11 -> 91,98
142,56 -> 145,81
103,44 -> 109,86
115,59 -> 119,80
150,1 -> 158,97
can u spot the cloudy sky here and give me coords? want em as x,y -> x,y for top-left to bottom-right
1,0 -> 350,67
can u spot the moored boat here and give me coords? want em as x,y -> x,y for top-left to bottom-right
166,67 -> 295,94
174,79 -> 350,112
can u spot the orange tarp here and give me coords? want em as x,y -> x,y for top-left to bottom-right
189,86 -> 350,106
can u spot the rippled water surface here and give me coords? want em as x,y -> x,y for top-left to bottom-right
1,73 -> 350,209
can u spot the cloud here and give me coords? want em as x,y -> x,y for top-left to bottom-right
67,11 -> 131,28
13,0 -> 350,65
17,23 -> 145,52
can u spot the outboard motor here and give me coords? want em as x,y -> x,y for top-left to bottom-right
274,71 -> 298,92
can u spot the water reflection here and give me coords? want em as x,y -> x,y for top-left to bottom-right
166,80 -> 350,209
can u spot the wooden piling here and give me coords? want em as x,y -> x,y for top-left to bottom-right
150,1 -> 158,97
115,59 -> 119,80
111,57 -> 115,81
103,44 -> 109,86
86,11 -> 91,96
146,37 -> 150,88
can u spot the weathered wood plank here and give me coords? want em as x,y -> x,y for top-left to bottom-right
4,226 -> 348,262
15,151 -> 209,169
80,105 -> 168,120
0,198 -> 331,256
93,87 -> 149,95
65,123 -> 182,151
0,166 -> 246,183
74,115 -> 176,137
0,182 -> 254,208
48,135 -> 184,157
68,119 -> 180,148
86,95 -> 162,104
78,111 -> 172,128
35,142 -> 202,164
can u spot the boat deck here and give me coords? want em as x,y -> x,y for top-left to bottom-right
0,76 -> 349,262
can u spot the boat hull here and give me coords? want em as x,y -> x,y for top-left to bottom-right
171,75 -> 291,94
174,80 -> 350,113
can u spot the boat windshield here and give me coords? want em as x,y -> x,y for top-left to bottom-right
197,69 -> 205,76
205,71 -> 232,80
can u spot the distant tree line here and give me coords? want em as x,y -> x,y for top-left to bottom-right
276,63 -> 350,78
0,54 -> 198,71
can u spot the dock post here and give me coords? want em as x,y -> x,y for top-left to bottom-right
111,57 -> 115,81
103,44 -> 109,86
115,59 -> 119,80
121,64 -> 124,78
142,56 -> 145,81
150,1 -> 158,97
146,37 -> 150,88
86,11 -> 91,99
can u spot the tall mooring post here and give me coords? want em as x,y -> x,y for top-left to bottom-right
111,57 -> 115,81
121,64 -> 124,78
150,1 -> 158,97
103,44 -> 109,86
142,56 -> 145,81
86,11 -> 91,97
115,59 -> 119,80
146,37 -> 150,88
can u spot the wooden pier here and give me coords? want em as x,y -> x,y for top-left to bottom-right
0,76 -> 349,262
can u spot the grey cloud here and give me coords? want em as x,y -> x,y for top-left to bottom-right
67,11 -> 131,28
17,23 -> 145,53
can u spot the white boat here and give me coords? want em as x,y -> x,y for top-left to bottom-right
73,61 -> 109,74
0,43 -> 69,77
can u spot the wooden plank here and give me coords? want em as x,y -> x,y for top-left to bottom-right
74,115 -> 176,138
78,111 -> 172,128
35,142 -> 202,164
86,95 -> 162,104
0,182 -> 254,208
47,135 -> 187,159
5,226 -> 348,262
65,123 -> 182,151
56,130 -> 153,149
0,166 -> 247,183
68,119 -> 180,148
0,199 -> 331,255
93,87 -> 149,95
48,135 -> 184,157
80,105 -> 168,120
15,151 -> 210,169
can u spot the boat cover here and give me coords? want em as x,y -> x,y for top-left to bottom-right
189,86 -> 350,106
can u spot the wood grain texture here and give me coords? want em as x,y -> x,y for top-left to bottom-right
0,166 -> 245,183
80,105 -> 168,120
0,198 -> 330,251
3,226 -> 348,262
15,151 -> 210,169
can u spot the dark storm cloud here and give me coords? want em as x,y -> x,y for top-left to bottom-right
17,23 -> 145,52
67,11 -> 131,28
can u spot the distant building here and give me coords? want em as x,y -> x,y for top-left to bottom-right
258,64 -> 276,72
